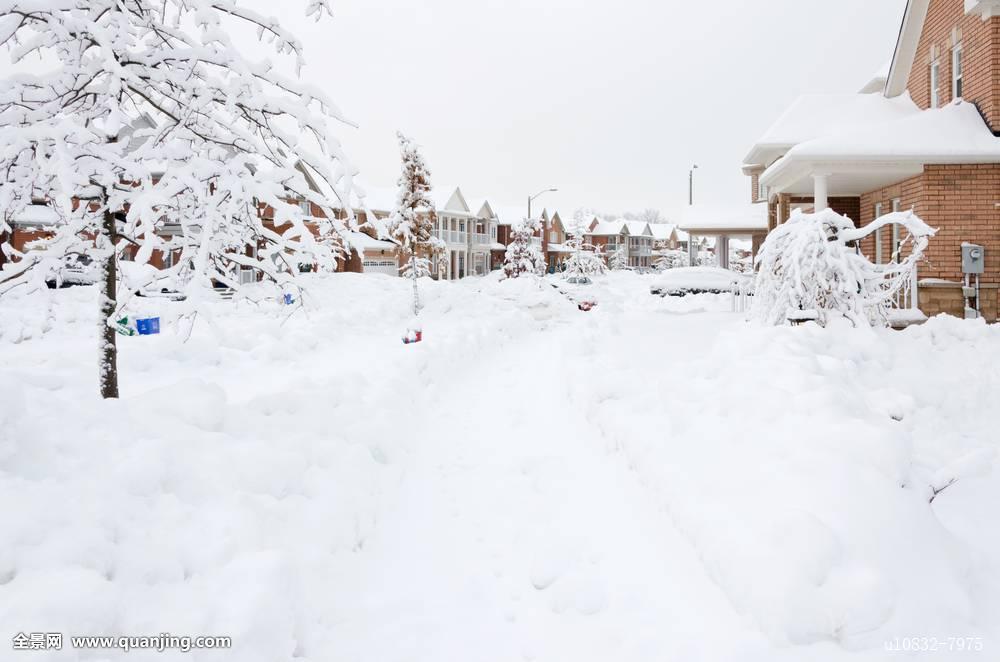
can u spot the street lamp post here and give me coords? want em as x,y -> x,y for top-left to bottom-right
688,164 -> 698,206
527,187 -> 558,222
528,187 -> 558,272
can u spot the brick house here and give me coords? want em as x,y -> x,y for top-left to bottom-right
744,0 -> 1000,321
542,211 -> 573,272
585,219 -> 655,269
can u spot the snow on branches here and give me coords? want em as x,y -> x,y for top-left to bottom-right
503,217 -> 545,279
562,235 -> 607,279
387,132 -> 442,315
608,246 -> 628,271
751,209 -> 935,327
0,0 -> 357,396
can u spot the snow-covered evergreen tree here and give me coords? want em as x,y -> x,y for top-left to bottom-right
0,0 -> 356,398
387,133 -> 442,316
502,217 -> 545,279
562,233 -> 607,279
608,245 -> 628,270
653,249 -> 688,271
751,209 -> 935,327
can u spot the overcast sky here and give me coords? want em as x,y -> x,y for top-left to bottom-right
268,0 -> 908,220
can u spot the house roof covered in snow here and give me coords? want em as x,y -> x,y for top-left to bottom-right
676,203 -> 768,235
743,93 -> 921,167
760,99 -> 1000,194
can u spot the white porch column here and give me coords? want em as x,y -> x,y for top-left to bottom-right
813,173 -> 830,212
717,236 -> 730,270
688,234 -> 698,265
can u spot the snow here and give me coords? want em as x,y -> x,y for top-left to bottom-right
2,272 -> 1000,660
677,203 -> 768,233
650,266 -> 750,294
744,92 -> 920,165
782,99 -> 1000,162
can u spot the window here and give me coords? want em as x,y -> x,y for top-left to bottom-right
874,202 -> 884,264
952,43 -> 963,99
891,199 -> 901,261
930,60 -> 940,108
757,180 -> 766,202
298,199 -> 311,216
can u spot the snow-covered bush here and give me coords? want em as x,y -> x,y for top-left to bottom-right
751,209 -> 935,327
503,218 -> 545,279
608,246 -> 628,270
653,249 -> 688,271
562,236 -> 607,279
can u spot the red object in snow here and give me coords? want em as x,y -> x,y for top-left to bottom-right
403,330 -> 423,344
578,301 -> 597,312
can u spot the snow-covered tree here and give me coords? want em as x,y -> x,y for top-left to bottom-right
608,245 -> 628,270
503,217 -> 545,279
562,236 -> 607,279
624,208 -> 664,224
387,132 -> 442,316
0,0 -> 357,399
751,209 -> 935,327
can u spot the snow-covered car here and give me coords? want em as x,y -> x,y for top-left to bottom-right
565,275 -> 592,285
45,254 -> 97,288
135,287 -> 187,302
650,266 -> 752,297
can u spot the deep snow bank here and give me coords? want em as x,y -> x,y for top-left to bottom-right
1,272 -> 998,660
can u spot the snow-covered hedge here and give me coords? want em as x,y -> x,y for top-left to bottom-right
751,209 -> 935,327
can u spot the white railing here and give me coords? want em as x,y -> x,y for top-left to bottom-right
471,233 -> 490,245
531,237 -> 542,247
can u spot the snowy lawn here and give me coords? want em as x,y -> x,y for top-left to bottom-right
1,271 -> 999,661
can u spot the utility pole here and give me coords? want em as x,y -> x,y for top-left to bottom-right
689,164 -> 698,206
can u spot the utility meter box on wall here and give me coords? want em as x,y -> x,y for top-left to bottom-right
962,243 -> 985,274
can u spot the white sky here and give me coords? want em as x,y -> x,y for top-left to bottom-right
257,0 -> 908,219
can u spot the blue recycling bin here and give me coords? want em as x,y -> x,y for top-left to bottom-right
136,317 -> 160,335
283,293 -> 295,305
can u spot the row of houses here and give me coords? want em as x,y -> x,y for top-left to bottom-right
742,0 -> 1000,321
327,184 -> 687,279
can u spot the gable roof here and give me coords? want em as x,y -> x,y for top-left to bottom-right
885,0 -> 930,98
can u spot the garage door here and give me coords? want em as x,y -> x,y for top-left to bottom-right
362,259 -> 399,276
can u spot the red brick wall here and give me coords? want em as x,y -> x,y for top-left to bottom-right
858,175 -> 925,264
859,164 -> 1000,283
906,0 -> 1000,132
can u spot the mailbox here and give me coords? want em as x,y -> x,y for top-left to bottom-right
962,243 -> 985,274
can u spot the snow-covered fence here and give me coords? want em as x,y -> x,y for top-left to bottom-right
731,278 -> 752,314
751,209 -> 935,327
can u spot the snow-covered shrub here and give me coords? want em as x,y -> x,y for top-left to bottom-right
608,246 -> 628,270
751,209 -> 935,327
653,249 -> 688,271
503,218 -> 545,279
562,236 -> 607,279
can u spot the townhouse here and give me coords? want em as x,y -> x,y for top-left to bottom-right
584,219 -> 655,269
744,0 -> 1000,321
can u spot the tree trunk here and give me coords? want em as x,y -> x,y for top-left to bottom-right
99,207 -> 119,399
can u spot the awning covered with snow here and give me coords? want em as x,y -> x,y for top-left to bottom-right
676,204 -> 768,236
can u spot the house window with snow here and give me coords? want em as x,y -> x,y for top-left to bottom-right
930,60 -> 940,108
298,199 -> 311,216
757,180 -> 766,202
874,202 -> 884,265
952,43 -> 963,99
891,199 -> 901,260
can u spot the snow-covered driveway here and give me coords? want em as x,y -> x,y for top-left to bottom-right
2,272 -> 999,661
